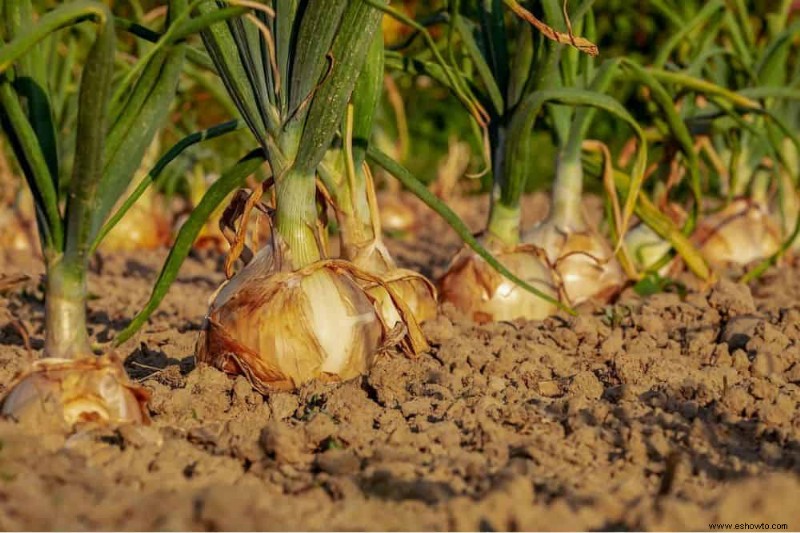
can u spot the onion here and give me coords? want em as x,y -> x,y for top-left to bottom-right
0,188 -> 38,255
623,222 -> 674,275
100,191 -> 171,252
524,222 -> 625,305
439,240 -> 557,323
367,269 -> 437,328
0,209 -> 36,253
1,355 -> 149,430
381,2 -> 416,46
196,244 -> 396,393
377,192 -> 417,234
693,199 -> 781,267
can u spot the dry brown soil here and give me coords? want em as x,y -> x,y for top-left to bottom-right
0,193 -> 799,531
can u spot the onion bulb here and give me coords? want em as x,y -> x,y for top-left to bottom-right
196,242 -> 422,393
693,199 -> 781,267
524,222 -> 625,305
377,191 -> 417,234
0,208 -> 36,253
1,355 -> 149,431
101,135 -> 172,251
100,190 -> 171,252
365,268 -> 437,330
0,188 -> 38,255
184,171 -> 229,252
439,239 -> 557,323
623,222 -> 673,275
382,2 -> 416,46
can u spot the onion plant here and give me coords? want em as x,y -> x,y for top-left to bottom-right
520,1 -> 630,305
0,0 -> 230,428
381,0 -> 648,320
177,0 -> 437,393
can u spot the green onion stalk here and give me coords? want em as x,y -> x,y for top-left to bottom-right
0,0 -> 190,429
193,0 -> 429,394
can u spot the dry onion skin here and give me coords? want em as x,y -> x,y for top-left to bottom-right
1,355 -> 149,431
361,267 -> 438,330
196,244 -> 413,393
524,222 -> 625,306
348,239 -> 437,327
439,242 -> 558,323
693,199 -> 781,268
337,163 -> 437,327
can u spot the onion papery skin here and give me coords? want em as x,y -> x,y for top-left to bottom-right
365,268 -> 438,329
1,355 -> 150,430
693,199 -> 781,267
349,241 -> 437,327
196,247 -> 385,393
524,222 -> 625,306
438,243 -> 558,323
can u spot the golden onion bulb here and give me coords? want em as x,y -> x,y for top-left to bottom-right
100,193 -> 171,252
524,222 -> 624,305
178,212 -> 226,252
623,222 -> 673,275
377,192 -> 417,234
0,187 -> 39,255
0,208 -> 36,253
694,199 -> 781,267
439,242 -> 557,323
196,246 -> 385,393
1,356 -> 149,430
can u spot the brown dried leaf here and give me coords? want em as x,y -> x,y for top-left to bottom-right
504,0 -> 599,56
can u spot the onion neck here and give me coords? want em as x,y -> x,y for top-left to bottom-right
487,123 -> 522,247
549,151 -> 585,230
731,145 -> 752,198
338,164 -> 376,260
751,169 -> 769,207
275,170 -> 322,269
44,255 -> 91,359
487,200 -> 521,247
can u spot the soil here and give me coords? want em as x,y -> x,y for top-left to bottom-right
1,192 -> 799,531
